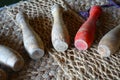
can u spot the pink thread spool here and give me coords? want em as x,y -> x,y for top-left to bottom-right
74,6 -> 102,50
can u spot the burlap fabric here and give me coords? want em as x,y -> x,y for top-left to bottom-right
0,0 -> 120,80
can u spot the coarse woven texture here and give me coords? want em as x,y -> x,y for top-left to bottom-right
0,0 -> 120,80
0,0 -> 83,80
50,0 -> 120,80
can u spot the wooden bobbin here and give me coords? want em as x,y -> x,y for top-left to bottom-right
16,12 -> 44,60
0,45 -> 24,71
98,24 -> 120,57
51,4 -> 70,52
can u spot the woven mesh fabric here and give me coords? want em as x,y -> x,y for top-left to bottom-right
50,0 -> 120,80
0,0 -> 83,79
0,0 -> 120,80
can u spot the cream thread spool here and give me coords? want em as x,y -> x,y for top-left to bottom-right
16,12 -> 44,60
0,45 -> 24,71
51,4 -> 70,52
98,24 -> 120,57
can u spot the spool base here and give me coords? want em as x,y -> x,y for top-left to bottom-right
53,40 -> 68,52
31,49 -> 44,60
98,45 -> 111,57
74,40 -> 88,50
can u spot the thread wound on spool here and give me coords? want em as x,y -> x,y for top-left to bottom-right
75,40 -> 88,50
98,45 -> 111,57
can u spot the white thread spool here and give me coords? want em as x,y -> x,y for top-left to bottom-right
51,4 -> 70,52
0,45 -> 24,71
98,25 -> 120,57
16,12 -> 44,60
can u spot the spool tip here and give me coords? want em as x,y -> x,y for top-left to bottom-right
91,5 -> 102,11
74,40 -> 88,50
90,5 -> 102,15
31,49 -> 44,60
53,40 -> 68,52
51,4 -> 62,14
98,45 -> 111,57
7,56 -> 24,71
16,11 -> 27,24
16,11 -> 24,21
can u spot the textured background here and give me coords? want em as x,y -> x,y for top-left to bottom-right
0,0 -> 120,80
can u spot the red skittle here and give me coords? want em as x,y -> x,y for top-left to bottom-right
74,6 -> 102,50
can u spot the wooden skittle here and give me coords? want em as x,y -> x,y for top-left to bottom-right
98,24 -> 120,57
16,12 -> 44,60
51,4 -> 70,52
0,45 -> 24,71
74,6 -> 102,50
